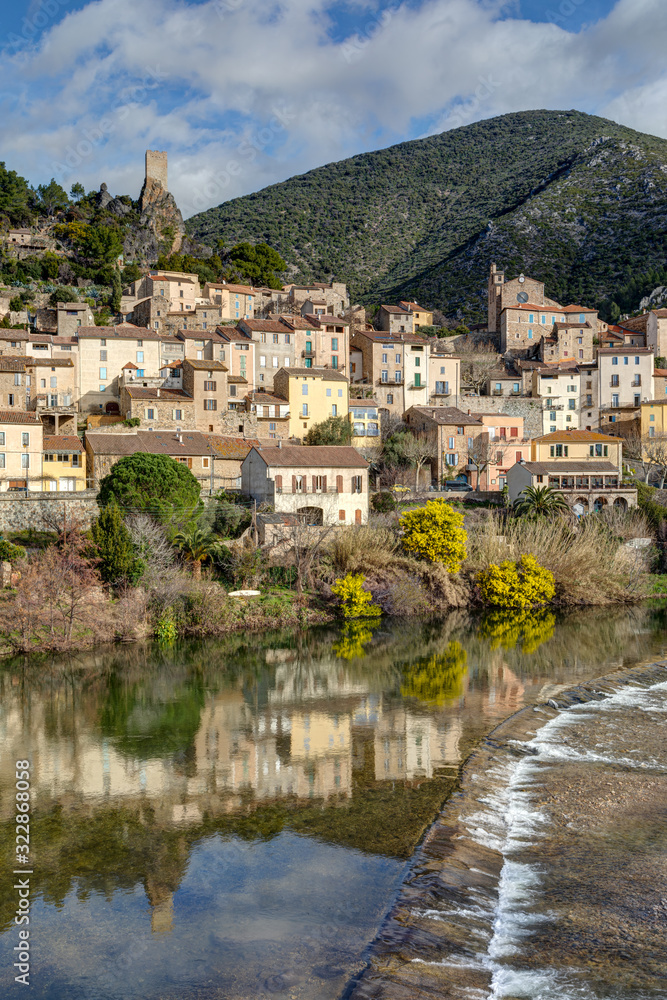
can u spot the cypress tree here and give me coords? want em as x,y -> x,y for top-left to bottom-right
91,501 -> 142,587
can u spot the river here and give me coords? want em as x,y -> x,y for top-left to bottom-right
0,605 -> 666,999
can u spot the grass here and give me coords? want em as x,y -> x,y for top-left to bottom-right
647,575 -> 667,595
5,529 -> 58,550
465,512 -> 650,605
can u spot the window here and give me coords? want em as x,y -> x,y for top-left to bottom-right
0,433 -> 4,446
72,454 -> 79,467
146,408 -> 154,419
528,329 -> 533,339
634,394 -> 641,407
395,371 -> 401,382
612,393 -> 619,407
339,510 -> 346,521
99,385 -> 105,393
302,384 -> 309,395
568,399 -> 576,410
99,367 -> 107,380
204,380 -> 217,391
332,356 -> 338,369
284,334 -> 291,344
313,475 -> 324,491
611,374 -> 619,386
386,393 -> 393,404
50,377 -> 57,388
351,475 -> 362,494
510,426 -> 518,438
40,379 -> 46,389
21,454 -> 29,469
260,355 -> 266,367
448,436 -> 455,449
624,356 -> 629,365
435,381 -> 445,394
332,338 -> 338,350
414,373 -> 421,387
272,333 -> 279,343
649,426 -> 655,437
331,404 -> 337,416
173,409 -> 182,420
203,399 -> 217,411
457,426 -> 464,435
21,432 -> 29,446
272,357 -> 279,368
294,475 -> 304,492
612,356 -> 618,365
445,453 -> 457,466
302,403 -> 308,416
635,356 -> 640,365
100,338 -> 106,346
326,388 -> 332,397
529,314 -> 534,323
395,353 -> 401,363
650,414 -> 655,421
382,353 -> 388,363
136,369 -> 144,377
381,371 -> 388,383
0,454 -> 5,468
136,351 -> 144,363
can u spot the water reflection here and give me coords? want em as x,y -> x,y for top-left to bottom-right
0,605 -> 666,999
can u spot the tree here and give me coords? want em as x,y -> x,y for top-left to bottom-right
513,485 -> 570,517
121,262 -> 142,284
399,500 -> 467,570
644,434 -> 667,488
304,415 -> 352,445
70,182 -> 85,201
49,286 -> 79,305
37,178 -> 69,216
468,433 -> 496,491
225,242 -> 287,289
9,296 -> 22,312
461,356 -> 498,395
401,432 -> 437,490
172,523 -> 222,578
0,161 -> 34,225
98,453 -> 201,519
110,268 -> 122,313
622,430 -> 658,483
91,501 -> 142,588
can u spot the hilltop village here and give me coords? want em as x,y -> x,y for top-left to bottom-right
2,149 -> 667,530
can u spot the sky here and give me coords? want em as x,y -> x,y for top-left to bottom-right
1,0 -> 665,218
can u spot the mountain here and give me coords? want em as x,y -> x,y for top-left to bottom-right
186,110 -> 667,321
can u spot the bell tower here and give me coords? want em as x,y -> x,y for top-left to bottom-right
488,262 -> 504,334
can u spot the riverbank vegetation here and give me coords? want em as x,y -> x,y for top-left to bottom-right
0,457 -> 660,657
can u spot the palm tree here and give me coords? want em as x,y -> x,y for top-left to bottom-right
513,485 -> 571,517
172,524 -> 222,578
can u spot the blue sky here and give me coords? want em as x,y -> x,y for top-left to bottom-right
0,0 -> 663,217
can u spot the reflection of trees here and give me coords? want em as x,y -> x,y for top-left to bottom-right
400,641 -> 468,705
478,610 -> 556,654
332,621 -> 379,660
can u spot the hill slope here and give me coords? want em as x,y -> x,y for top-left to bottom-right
186,110 -> 667,320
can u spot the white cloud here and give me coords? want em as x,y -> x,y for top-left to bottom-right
0,0 -> 665,217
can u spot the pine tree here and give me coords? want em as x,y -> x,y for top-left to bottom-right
91,501 -> 142,588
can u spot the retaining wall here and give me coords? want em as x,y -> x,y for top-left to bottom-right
0,491 -> 100,532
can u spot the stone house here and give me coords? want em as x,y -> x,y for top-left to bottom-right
0,331 -> 29,355
0,357 -> 29,410
241,444 -> 369,526
203,283 -> 256,321
488,262 -> 562,335
282,281 -> 349,316
349,400 -> 380,448
349,329 -> 431,418
0,410 -> 43,491
475,414 -> 529,491
181,359 -> 228,432
204,434 -> 262,490
597,347 -> 654,431
403,406 -> 484,485
245,391 -> 290,440
159,335 -> 185,368
427,349 -> 461,406
85,429 -> 224,492
486,361 -> 526,398
42,435 -> 86,491
176,328 -> 226,363
653,367 -> 667,400
500,302 -> 598,357
77,326 -> 161,414
272,367 -> 349,440
646,309 -> 667,359
26,357 -> 78,435
237,319 -> 296,391
607,323 -> 646,348
217,326 -> 255,386
282,314 -> 350,374
377,304 -> 414,335
56,302 -> 95,336
540,318 -> 594,363
120,385 -> 196,429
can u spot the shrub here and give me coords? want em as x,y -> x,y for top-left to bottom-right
98,452 -> 201,519
371,491 -> 396,512
400,642 -> 468,705
91,502 -> 143,588
0,538 -> 26,562
477,554 -> 555,608
154,609 -> 178,643
328,525 -> 398,575
479,609 -> 556,653
399,500 -> 467,571
332,621 -> 378,659
331,573 -> 381,618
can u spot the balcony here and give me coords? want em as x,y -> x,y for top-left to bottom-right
302,350 -> 315,358
491,389 -> 503,396
407,381 -> 425,390
30,395 -> 77,415
543,403 -> 564,410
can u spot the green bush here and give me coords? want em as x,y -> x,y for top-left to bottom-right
371,491 -> 396,512
0,538 -> 26,562
477,554 -> 555,608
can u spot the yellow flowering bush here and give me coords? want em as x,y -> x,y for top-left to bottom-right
331,572 -> 381,619
332,621 -> 377,659
399,500 -> 467,571
477,554 -> 555,608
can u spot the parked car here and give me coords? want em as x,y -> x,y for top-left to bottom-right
443,477 -> 472,493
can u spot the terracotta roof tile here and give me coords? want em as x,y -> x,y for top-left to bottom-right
0,410 -> 40,424
43,435 -> 83,452
249,445 -> 367,468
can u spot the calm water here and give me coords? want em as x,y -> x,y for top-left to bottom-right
1,606 -> 667,999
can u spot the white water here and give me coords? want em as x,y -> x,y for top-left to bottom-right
413,679 -> 667,1000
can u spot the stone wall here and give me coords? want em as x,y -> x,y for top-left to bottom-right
460,394 -> 544,438
0,491 -> 99,532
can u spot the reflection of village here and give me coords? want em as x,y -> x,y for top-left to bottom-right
0,652 -> 528,829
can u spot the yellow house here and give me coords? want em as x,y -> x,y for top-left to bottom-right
641,400 -> 667,440
42,435 -> 86,491
530,429 -> 622,470
272,367 -> 349,440
349,399 -> 380,447
399,300 -> 434,329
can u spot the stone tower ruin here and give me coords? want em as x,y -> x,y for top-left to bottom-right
145,150 -> 168,191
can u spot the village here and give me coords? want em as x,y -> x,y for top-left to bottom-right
0,157 -> 665,533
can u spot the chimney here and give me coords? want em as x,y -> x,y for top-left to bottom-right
277,440 -> 282,448
156,387 -> 160,397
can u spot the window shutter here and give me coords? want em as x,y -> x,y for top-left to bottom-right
359,475 -> 364,493
322,475 -> 327,492
336,475 -> 343,493
510,427 -> 518,438
312,475 -> 317,492
292,475 -> 297,492
275,474 -> 282,491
